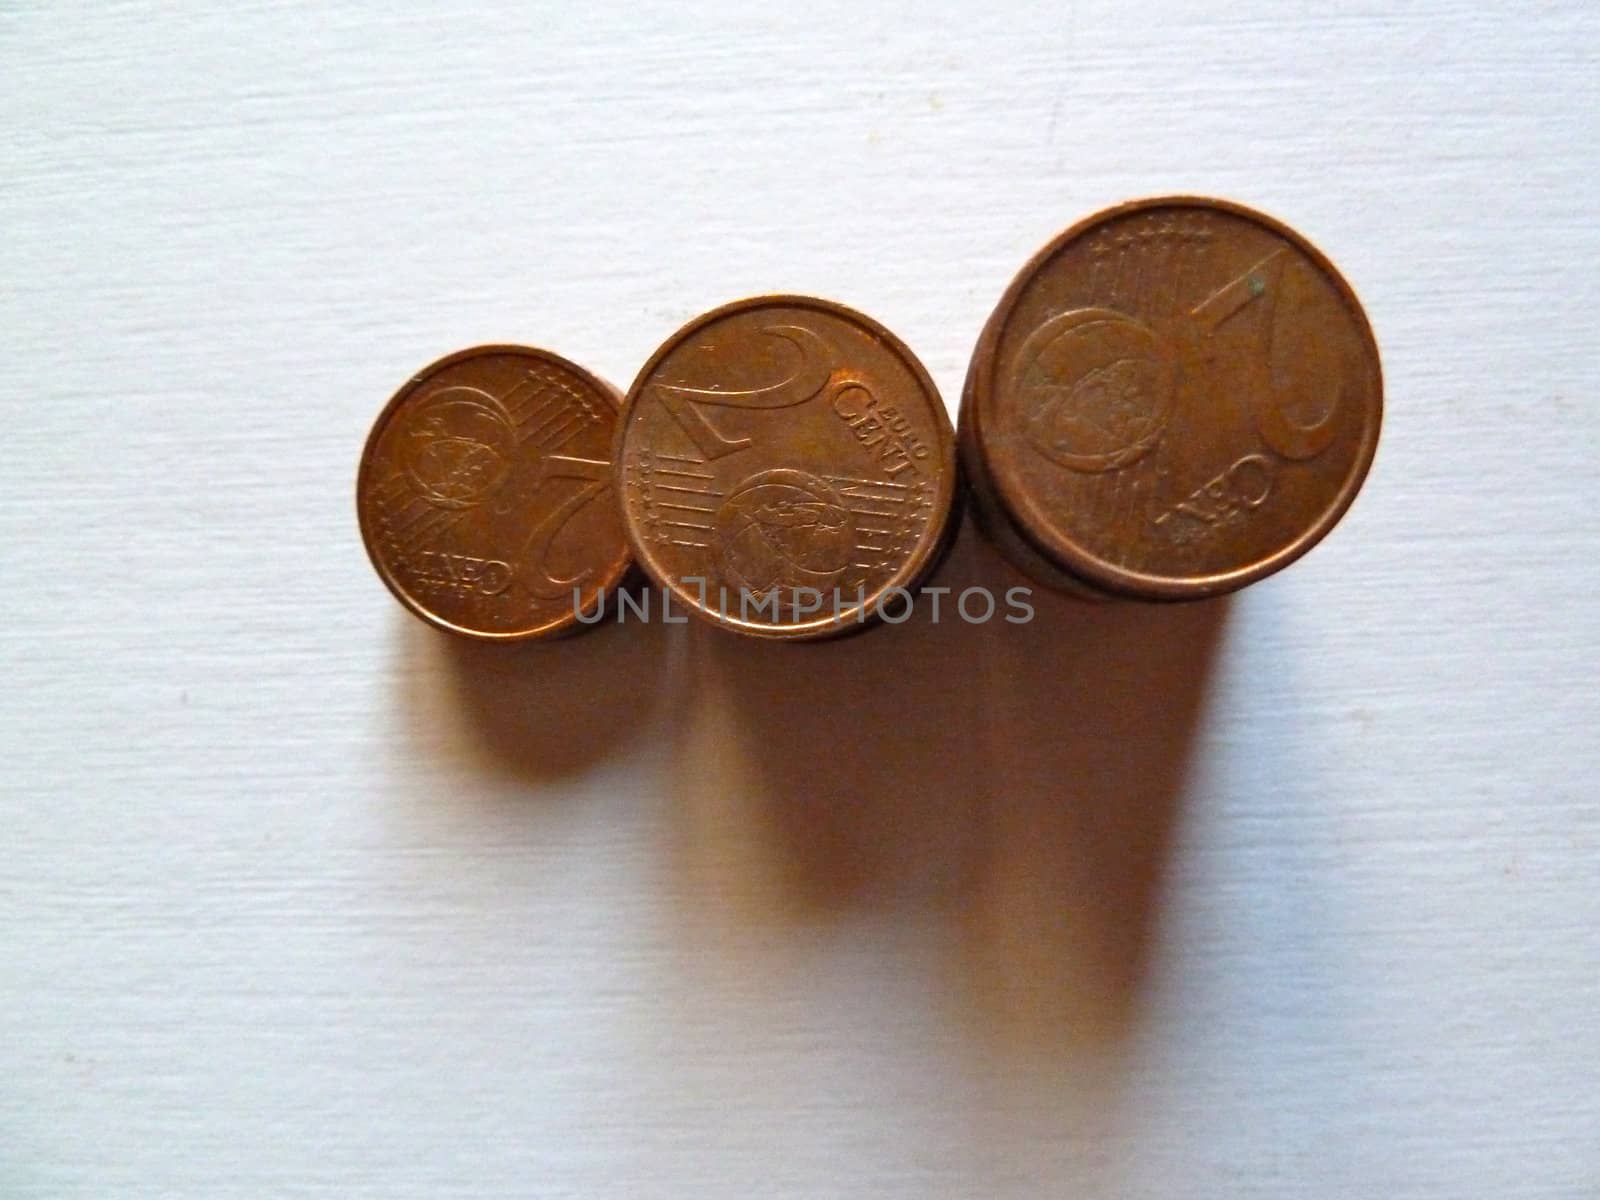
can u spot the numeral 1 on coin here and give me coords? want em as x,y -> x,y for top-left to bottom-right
1192,248 -> 1343,461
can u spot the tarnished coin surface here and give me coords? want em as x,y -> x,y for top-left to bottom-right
964,197 -> 1382,599
357,345 -> 630,639
617,296 -> 957,638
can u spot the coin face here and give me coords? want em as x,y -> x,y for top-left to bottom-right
617,297 -> 957,638
965,197 -> 1382,599
357,345 -> 631,639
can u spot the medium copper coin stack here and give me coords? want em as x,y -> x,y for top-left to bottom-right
615,296 -> 958,639
357,197 -> 1382,639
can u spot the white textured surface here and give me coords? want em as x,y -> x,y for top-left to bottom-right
3,3 -> 1597,1196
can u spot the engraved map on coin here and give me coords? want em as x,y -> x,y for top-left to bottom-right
1015,308 -> 1175,471
715,469 -> 856,596
967,198 -> 1382,598
400,388 -> 517,507
616,297 -> 957,638
357,346 -> 632,639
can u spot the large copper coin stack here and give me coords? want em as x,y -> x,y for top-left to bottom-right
961,197 -> 1382,601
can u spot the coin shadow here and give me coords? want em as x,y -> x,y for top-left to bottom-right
396,581 -> 674,785
954,545 -> 1230,1048
666,516 -> 1229,1046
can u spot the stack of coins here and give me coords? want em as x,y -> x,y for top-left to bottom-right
961,197 -> 1383,601
357,197 -> 1382,639
356,346 -> 632,640
614,296 -> 958,639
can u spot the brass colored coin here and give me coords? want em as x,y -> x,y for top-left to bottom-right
617,296 -> 958,638
964,197 -> 1382,599
357,345 -> 631,639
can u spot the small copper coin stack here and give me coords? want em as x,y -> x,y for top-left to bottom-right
960,196 -> 1383,601
356,346 -> 631,640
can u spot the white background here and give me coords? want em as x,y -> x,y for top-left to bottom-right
3,3 -> 1597,1197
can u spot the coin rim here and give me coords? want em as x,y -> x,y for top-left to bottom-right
966,195 -> 1384,600
356,343 -> 632,641
956,405 -> 1110,601
615,295 -> 958,639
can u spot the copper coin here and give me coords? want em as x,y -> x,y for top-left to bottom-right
963,197 -> 1382,599
616,296 -> 958,638
957,414 -> 1106,601
357,345 -> 631,639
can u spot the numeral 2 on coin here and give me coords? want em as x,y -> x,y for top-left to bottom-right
522,455 -> 611,599
653,324 -> 834,461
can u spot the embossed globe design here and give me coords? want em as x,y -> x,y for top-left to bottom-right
1015,307 -> 1175,473
400,387 -> 517,508
714,469 -> 855,595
